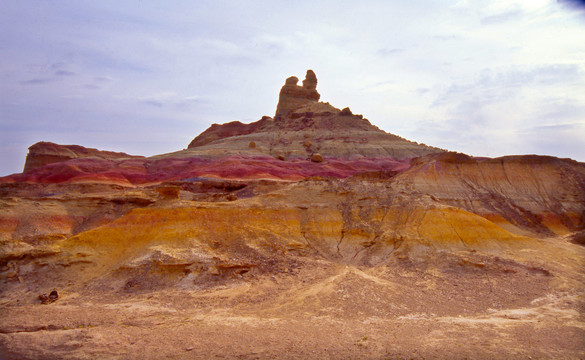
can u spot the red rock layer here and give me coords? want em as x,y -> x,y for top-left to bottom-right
1,155 -> 411,185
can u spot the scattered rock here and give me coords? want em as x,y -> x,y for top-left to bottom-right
570,230 -> 585,246
301,117 -> 314,127
311,153 -> 324,163
38,290 -> 59,304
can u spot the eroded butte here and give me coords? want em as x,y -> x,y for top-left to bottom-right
1,71 -> 584,359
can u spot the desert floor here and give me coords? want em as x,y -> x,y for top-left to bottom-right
1,241 -> 584,360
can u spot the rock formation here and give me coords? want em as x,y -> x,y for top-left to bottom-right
23,141 -> 140,173
1,70 -> 585,359
187,70 -> 442,160
274,70 -> 321,118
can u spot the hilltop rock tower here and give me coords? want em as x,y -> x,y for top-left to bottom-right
275,70 -> 321,118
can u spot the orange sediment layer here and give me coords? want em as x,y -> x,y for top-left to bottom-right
61,204 -> 529,272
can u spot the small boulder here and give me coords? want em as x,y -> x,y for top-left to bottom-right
310,153 -> 324,163
38,290 -> 59,304
248,141 -> 256,148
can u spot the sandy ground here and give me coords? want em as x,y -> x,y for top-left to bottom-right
1,250 -> 584,360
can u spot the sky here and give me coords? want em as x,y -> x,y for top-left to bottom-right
1,0 -> 585,175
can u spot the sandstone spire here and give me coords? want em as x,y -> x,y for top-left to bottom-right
302,69 -> 317,90
275,70 -> 320,118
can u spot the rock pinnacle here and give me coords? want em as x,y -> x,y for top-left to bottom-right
275,70 -> 321,118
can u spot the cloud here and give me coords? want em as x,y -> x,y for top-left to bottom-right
94,76 -> 114,82
535,101 -> 585,123
18,62 -> 77,85
518,122 -> 585,159
378,48 -> 404,56
481,9 -> 524,24
83,84 -> 101,90
434,64 -> 584,107
432,34 -> 464,41
525,122 -> 584,131
251,34 -> 293,56
417,61 -> 585,159
132,92 -> 205,111
143,100 -> 163,107
54,70 -> 76,76
20,78 -> 53,85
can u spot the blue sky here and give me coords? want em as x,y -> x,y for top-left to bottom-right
1,0 -> 584,175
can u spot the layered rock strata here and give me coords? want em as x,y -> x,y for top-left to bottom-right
2,153 -> 583,270
1,70 -> 585,359
186,71 -> 441,160
23,141 -> 141,173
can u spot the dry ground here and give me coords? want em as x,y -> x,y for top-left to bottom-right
1,240 -> 584,360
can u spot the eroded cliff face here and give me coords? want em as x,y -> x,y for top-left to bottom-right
186,70 -> 442,160
185,107 -> 438,160
396,153 -> 585,236
23,142 -> 142,173
2,153 -> 583,284
2,68 -> 584,286
1,71 -> 584,359
51,180 -> 528,282
2,70 -> 583,298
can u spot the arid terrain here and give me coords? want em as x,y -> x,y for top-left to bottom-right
1,71 -> 584,359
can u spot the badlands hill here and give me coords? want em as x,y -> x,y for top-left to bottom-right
0,71 -> 584,359
185,70 -> 441,160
